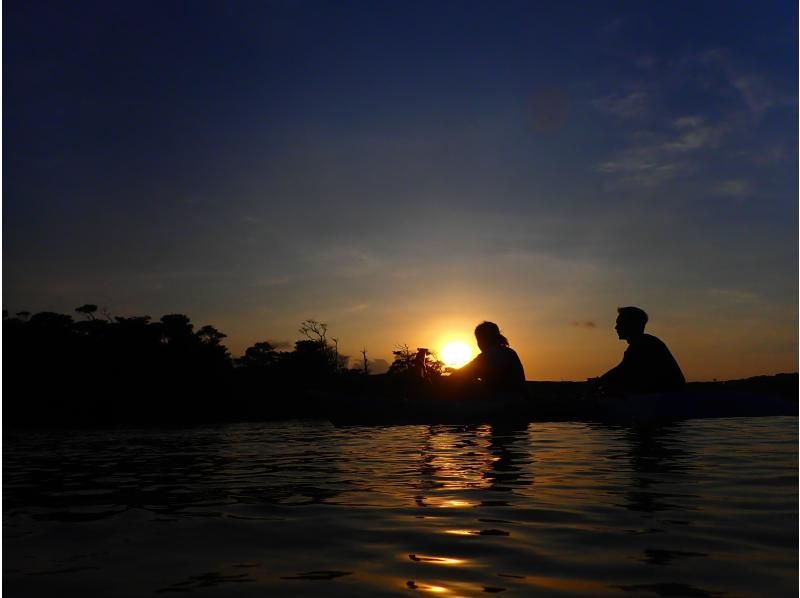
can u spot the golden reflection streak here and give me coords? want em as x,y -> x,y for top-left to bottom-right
438,499 -> 477,508
409,554 -> 466,565
418,584 -> 448,593
425,431 -> 493,491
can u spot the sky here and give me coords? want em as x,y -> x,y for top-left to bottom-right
3,0 -> 798,381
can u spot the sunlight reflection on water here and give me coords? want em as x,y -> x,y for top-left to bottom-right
3,417 -> 798,597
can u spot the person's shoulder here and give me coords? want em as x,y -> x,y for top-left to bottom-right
484,346 -> 514,359
495,345 -> 518,356
472,351 -> 487,362
641,334 -> 672,352
465,351 -> 486,367
626,334 -> 663,352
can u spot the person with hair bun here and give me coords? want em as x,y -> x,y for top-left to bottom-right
451,321 -> 526,392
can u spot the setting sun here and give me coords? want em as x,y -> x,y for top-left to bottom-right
441,341 -> 474,369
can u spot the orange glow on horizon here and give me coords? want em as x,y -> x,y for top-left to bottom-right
229,312 -> 797,383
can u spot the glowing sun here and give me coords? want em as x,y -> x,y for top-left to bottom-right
441,341 -> 474,369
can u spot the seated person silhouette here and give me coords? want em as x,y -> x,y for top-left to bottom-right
450,321 -> 526,393
594,306 -> 685,396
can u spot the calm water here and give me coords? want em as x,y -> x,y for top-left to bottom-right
3,418 -> 797,597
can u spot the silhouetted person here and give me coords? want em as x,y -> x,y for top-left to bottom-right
451,322 -> 526,393
595,307 -> 685,396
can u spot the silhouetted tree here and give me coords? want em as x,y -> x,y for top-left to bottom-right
426,353 -> 445,377
110,316 -> 156,348
237,342 -> 279,370
290,339 -> 330,375
197,324 -> 226,346
73,315 -> 109,340
28,311 -> 74,330
331,337 -> 340,371
299,319 -> 327,345
2,307 -> 244,425
388,344 -> 444,378
388,344 -> 416,375
195,325 -> 231,368
298,319 -> 342,372
75,304 -> 98,320
160,314 -> 194,344
115,315 -> 152,326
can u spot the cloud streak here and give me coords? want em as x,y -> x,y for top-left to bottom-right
591,91 -> 649,119
594,115 -> 726,188
712,179 -> 753,198
698,48 -> 788,117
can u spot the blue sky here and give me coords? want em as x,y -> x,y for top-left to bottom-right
4,1 -> 797,379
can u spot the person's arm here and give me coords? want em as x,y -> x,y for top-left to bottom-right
598,350 -> 632,395
450,353 -> 483,381
599,362 -> 623,385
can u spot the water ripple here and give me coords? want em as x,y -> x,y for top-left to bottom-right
4,417 -> 797,597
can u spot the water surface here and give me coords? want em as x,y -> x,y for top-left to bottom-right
4,418 -> 797,596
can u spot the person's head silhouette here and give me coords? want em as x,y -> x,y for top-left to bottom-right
474,321 -> 509,352
615,306 -> 648,342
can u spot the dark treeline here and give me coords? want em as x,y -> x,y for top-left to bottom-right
3,307 -> 438,426
3,307 -> 796,428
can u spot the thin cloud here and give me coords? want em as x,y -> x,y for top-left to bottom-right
756,145 -> 788,165
662,116 -> 724,152
593,45 -> 791,193
705,288 -> 762,304
712,179 -> 753,198
594,145 -> 690,188
595,116 -> 725,187
672,116 -> 703,129
342,303 -> 369,314
698,48 -> 784,117
732,76 -> 777,115
571,321 -> 597,328
591,91 -> 649,119
312,246 -> 385,279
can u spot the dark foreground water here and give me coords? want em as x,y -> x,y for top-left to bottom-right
3,418 -> 797,597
